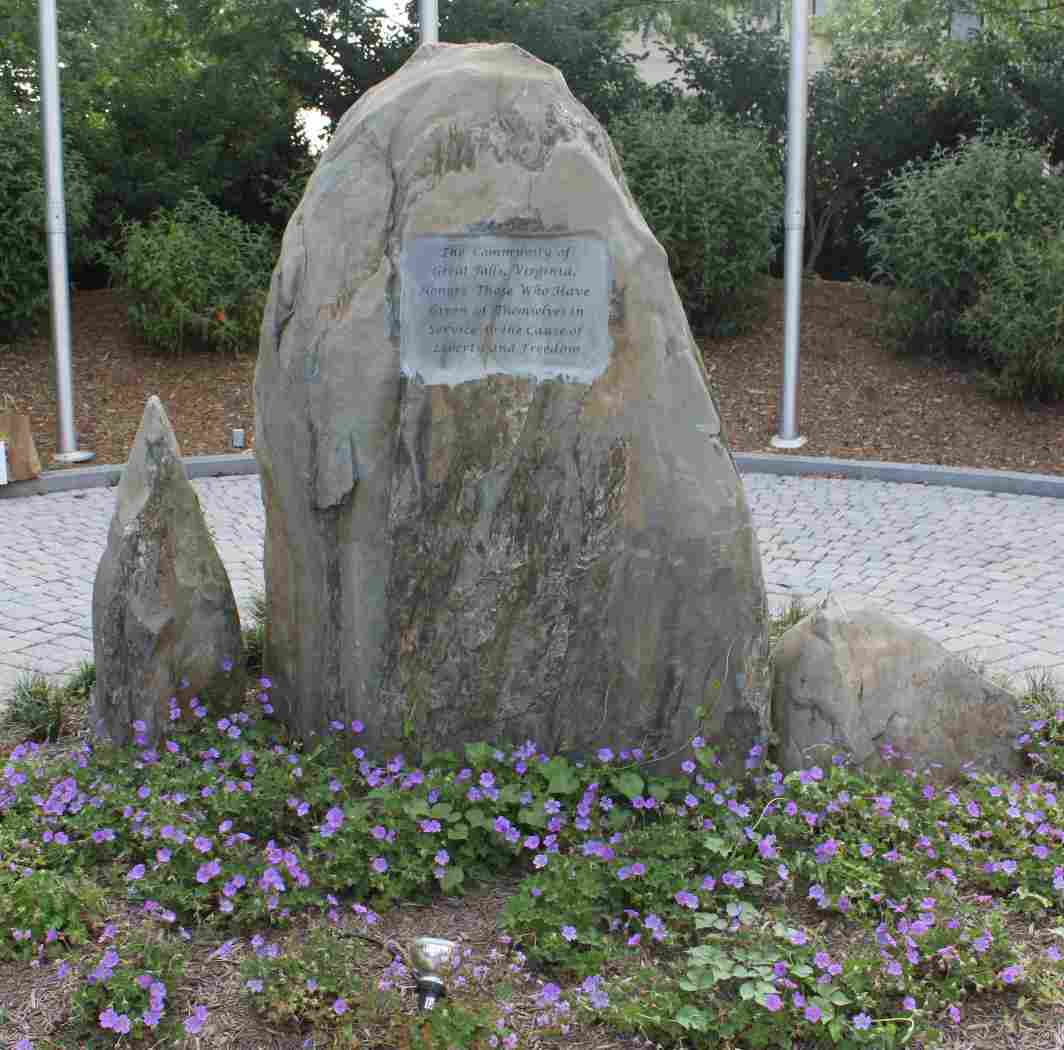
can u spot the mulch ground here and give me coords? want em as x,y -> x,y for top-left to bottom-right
1,280 -> 1062,475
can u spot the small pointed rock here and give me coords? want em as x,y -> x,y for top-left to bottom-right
91,396 -> 241,746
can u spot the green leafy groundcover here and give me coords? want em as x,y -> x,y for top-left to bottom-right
1,667 -> 1062,1048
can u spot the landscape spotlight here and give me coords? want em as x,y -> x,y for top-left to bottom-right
410,936 -> 458,1011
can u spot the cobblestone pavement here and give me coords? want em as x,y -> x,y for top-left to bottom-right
2,473 -> 1062,702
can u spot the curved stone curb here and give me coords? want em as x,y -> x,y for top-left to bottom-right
1,450 -> 1062,500
734,453 -> 1064,499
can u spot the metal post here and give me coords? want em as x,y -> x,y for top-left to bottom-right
419,0 -> 438,44
39,0 -> 93,464
772,0 -> 809,449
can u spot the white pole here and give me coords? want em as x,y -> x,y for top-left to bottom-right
39,0 -> 94,464
772,0 -> 809,449
419,0 -> 439,44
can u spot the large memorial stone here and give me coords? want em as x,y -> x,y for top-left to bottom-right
254,42 -> 767,771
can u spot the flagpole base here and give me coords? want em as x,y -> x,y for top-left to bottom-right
770,434 -> 807,450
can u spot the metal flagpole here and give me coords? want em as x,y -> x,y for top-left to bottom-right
39,0 -> 93,464
419,0 -> 439,43
772,0 -> 809,449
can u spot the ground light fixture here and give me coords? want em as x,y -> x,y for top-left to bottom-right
410,936 -> 458,1010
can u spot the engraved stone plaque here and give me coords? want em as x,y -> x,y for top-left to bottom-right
399,233 -> 610,385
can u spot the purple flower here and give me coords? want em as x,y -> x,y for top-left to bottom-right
434,849 -> 450,866
259,866 -> 287,893
948,1004 -> 961,1024
184,1005 -> 209,1034
852,1012 -> 872,1030
581,974 -> 610,1010
597,748 -> 614,762
99,1007 -> 121,1031
643,914 -> 666,941
196,860 -> 221,883
674,890 -> 699,910
561,925 -> 577,942
126,863 -> 146,881
804,1004 -> 822,1023
371,856 -> 389,874
788,928 -> 808,946
763,993 -> 783,1012
815,838 -> 840,863
998,964 -> 1023,985
333,998 -> 349,1015
538,982 -> 562,1005
533,854 -> 548,869
902,996 -> 917,1011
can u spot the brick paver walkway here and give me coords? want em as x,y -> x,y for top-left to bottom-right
2,473 -> 1062,702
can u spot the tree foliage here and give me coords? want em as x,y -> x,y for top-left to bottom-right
0,105 -> 94,339
1,0 -> 311,240
663,11 -> 1064,277
415,0 -> 652,124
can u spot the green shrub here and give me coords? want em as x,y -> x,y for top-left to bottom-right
0,107 -> 94,340
242,591 -> 269,677
861,129 -> 1064,364
608,105 -> 783,333
6,672 -> 64,742
110,190 -> 276,354
959,228 -> 1064,400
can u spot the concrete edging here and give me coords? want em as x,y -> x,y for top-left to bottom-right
733,453 -> 1064,499
0,453 -> 259,499
1,450 -> 1062,500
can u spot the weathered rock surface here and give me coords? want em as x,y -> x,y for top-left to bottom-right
91,396 -> 241,746
772,596 -> 1026,778
255,43 -> 767,770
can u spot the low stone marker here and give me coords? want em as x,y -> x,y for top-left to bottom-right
255,43 -> 767,769
91,396 -> 241,746
772,595 -> 1027,779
